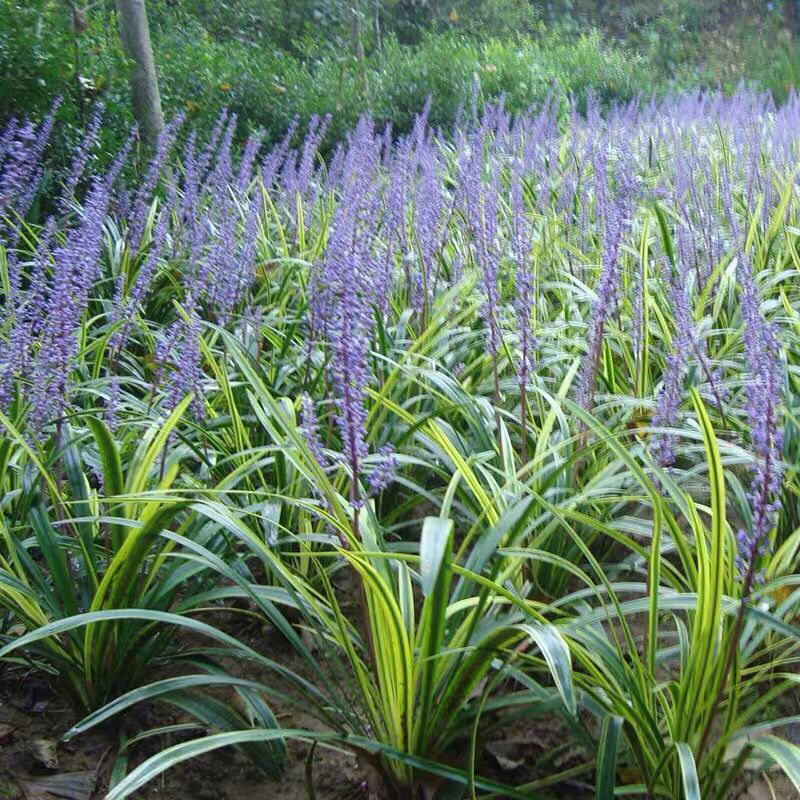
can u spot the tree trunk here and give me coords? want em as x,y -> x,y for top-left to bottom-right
352,0 -> 366,62
116,0 -> 164,148
373,0 -> 382,52
351,0 -> 369,98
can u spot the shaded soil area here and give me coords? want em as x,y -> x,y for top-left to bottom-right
0,619 -> 367,800
0,683 -> 365,800
0,612 -> 797,800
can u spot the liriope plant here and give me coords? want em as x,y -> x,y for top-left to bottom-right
4,86 -> 800,800
63,381 -> 585,798
510,393 -> 800,799
0,398 -> 288,777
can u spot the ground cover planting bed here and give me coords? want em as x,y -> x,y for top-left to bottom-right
1,90 -> 800,799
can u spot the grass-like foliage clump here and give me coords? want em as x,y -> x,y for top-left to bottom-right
2,90 -> 800,798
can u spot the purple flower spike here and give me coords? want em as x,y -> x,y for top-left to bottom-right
0,122 -> 38,216
12,97 -> 63,221
60,102 -> 104,213
736,252 -> 783,578
159,296 -> 205,419
368,444 -> 397,496
652,259 -> 693,467
576,142 -> 632,414
28,177 -> 111,433
299,393 -> 327,468
511,169 -> 536,390
128,113 -> 184,252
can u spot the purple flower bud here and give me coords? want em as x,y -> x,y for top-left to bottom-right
299,393 -> 327,468
60,102 -> 104,213
736,251 -> 783,575
128,113 -> 184,252
368,443 -> 396,496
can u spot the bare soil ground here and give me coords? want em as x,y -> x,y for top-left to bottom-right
0,611 -> 797,800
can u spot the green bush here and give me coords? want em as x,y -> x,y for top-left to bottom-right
0,1 -> 132,198
1,0 -> 793,171
478,31 -> 654,111
154,28 -> 655,154
156,22 -> 299,141
722,20 -> 800,103
366,31 -> 657,133
368,35 -> 476,133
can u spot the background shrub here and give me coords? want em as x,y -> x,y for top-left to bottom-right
1,1 -> 798,171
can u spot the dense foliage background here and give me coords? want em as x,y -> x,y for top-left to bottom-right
4,0 -> 800,162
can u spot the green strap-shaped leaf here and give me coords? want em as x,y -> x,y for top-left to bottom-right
414,517 -> 453,749
420,517 -> 453,597
595,715 -> 623,800
66,674 -> 270,737
676,743 -> 701,800
105,728 -> 542,800
86,416 -> 125,549
751,736 -> 800,791
163,690 -> 285,778
516,623 -> 576,716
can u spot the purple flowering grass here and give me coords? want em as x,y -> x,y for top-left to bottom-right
0,87 -> 789,547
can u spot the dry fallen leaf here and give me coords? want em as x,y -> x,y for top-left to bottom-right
486,740 -> 526,771
29,739 -> 58,771
20,772 -> 95,800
